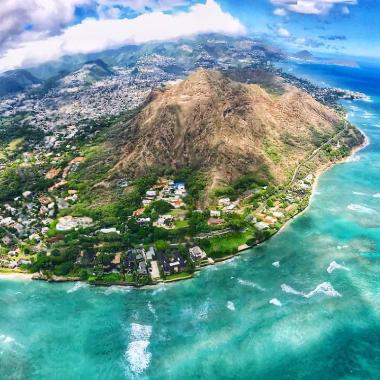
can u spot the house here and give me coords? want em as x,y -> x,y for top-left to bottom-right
45,169 -> 61,179
133,208 -> 145,217
22,191 -> 32,198
169,261 -> 180,273
169,197 -> 184,209
146,190 -> 157,199
142,199 -> 152,206
224,204 -> 236,212
218,198 -> 231,207
1,236 -> 12,246
210,210 -> 221,217
98,227 -> 120,234
56,216 -> 93,231
138,261 -> 148,275
208,217 -> 224,226
255,222 -> 269,230
137,217 -> 151,224
189,246 -> 207,261
146,247 -> 156,261
111,253 -> 121,267
39,196 -> 52,205
18,259 -> 32,266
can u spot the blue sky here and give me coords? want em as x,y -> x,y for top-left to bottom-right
0,0 -> 377,72
218,0 -> 379,58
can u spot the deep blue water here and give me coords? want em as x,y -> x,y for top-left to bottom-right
1,61 -> 380,379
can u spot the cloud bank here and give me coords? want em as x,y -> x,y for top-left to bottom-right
0,0 -> 245,73
271,0 -> 357,15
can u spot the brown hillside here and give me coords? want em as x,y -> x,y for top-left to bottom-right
110,69 -> 342,187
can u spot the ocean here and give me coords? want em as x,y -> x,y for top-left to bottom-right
1,60 -> 380,379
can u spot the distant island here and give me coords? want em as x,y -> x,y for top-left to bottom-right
291,50 -> 360,69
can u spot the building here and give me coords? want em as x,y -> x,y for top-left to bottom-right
189,246 -> 207,261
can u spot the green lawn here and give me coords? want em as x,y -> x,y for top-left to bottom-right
208,229 -> 253,259
165,271 -> 193,281
174,220 -> 189,228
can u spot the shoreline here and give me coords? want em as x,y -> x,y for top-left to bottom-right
276,127 -> 369,236
0,129 -> 369,288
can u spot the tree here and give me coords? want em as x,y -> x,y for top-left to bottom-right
149,200 -> 173,215
155,240 -> 169,252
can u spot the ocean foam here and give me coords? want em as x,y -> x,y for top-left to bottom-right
197,301 -> 210,321
281,282 -> 341,298
353,191 -> 368,196
126,323 -> 152,375
327,261 -> 350,274
272,261 -> 280,268
346,155 -> 361,163
305,282 -> 341,298
281,284 -> 304,296
373,193 -> 380,198
269,298 -> 282,307
104,286 -> 132,295
337,245 -> 349,250
66,282 -> 88,293
0,335 -> 15,344
347,203 -> 377,214
237,278 -> 266,291
147,301 -> 156,316
227,301 -> 235,311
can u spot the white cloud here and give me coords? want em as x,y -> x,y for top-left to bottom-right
273,8 -> 287,16
295,37 -> 306,44
98,0 -> 189,12
271,0 -> 357,15
0,0 -> 91,48
277,26 -> 291,38
0,0 -> 246,72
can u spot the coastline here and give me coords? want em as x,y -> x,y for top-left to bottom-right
0,129 -> 369,288
277,127 -> 369,235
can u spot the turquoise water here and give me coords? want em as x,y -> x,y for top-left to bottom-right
2,62 -> 380,379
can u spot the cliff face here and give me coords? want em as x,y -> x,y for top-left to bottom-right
111,69 -> 342,187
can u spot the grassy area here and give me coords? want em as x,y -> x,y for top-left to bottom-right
165,271 -> 193,281
7,138 -> 24,151
88,272 -> 134,284
174,220 -> 189,229
208,229 -> 253,259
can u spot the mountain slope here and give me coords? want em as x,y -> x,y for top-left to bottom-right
109,69 -> 344,188
0,69 -> 41,96
59,59 -> 113,87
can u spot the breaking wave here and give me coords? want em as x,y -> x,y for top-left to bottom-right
66,282 -> 88,293
353,191 -> 368,196
347,204 -> 377,214
281,282 -> 341,298
327,261 -> 350,274
227,301 -> 235,311
346,155 -> 361,163
104,286 -> 132,295
238,278 -> 266,291
125,323 -> 152,375
269,298 -> 282,307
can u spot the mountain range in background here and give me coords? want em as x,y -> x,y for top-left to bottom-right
292,50 -> 360,68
